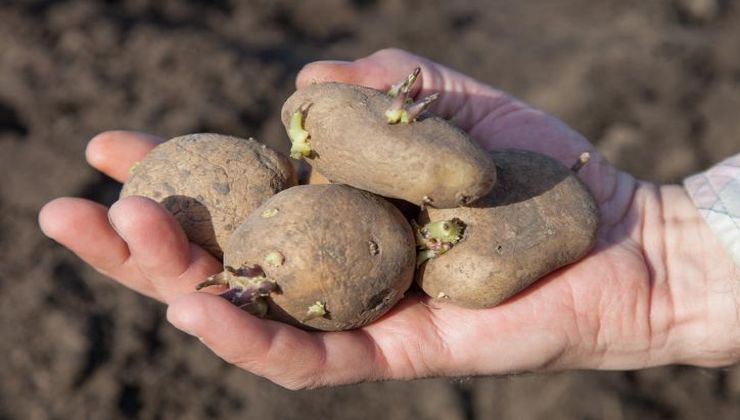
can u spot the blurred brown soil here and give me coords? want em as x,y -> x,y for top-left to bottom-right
1,0 -> 739,419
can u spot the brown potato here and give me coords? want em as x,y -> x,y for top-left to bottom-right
215,184 -> 416,331
417,149 -> 600,308
281,82 -> 496,208
121,133 -> 297,258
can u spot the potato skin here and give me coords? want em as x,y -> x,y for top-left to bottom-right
121,133 -> 297,258
308,166 -> 421,223
281,83 -> 496,208
225,184 -> 416,331
418,149 -> 600,308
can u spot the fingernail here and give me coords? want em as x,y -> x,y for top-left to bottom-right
107,211 -> 123,237
297,61 -> 354,87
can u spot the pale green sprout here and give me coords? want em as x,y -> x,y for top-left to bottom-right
128,161 -> 141,174
304,301 -> 327,321
570,152 -> 591,173
261,208 -> 280,218
265,251 -> 285,267
415,218 -> 466,267
288,106 -> 312,159
385,67 -> 440,124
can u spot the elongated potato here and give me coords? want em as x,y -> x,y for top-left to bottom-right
281,82 -> 496,208
121,133 -> 297,258
417,149 -> 600,308
207,184 -> 416,331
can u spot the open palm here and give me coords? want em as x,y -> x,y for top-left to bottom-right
39,49 -> 737,389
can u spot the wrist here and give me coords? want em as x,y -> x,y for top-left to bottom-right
648,184 -> 740,367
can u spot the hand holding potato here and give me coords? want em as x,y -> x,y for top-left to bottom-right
39,49 -> 739,389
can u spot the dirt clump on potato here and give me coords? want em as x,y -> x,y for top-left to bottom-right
281,77 -> 496,208
417,149 -> 600,308
201,184 -> 416,331
121,133 -> 297,258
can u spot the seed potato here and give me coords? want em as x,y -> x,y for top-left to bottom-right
121,133 -> 297,258
218,184 -> 416,331
417,149 -> 600,308
281,82 -> 496,208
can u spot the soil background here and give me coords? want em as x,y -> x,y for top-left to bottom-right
2,0 -> 740,419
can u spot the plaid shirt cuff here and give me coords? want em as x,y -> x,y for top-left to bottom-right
683,154 -> 740,267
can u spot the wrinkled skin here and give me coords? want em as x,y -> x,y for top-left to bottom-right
419,149 -> 600,308
223,184 -> 415,331
122,133 -> 296,258
39,49 -> 739,390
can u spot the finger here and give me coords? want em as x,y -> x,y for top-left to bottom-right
86,130 -> 164,183
38,197 -> 159,300
109,196 -> 221,302
167,293 -> 389,390
296,48 -> 515,132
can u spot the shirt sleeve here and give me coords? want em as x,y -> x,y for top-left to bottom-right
683,154 -> 740,267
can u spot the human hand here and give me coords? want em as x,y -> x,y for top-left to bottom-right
39,48 -> 739,389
